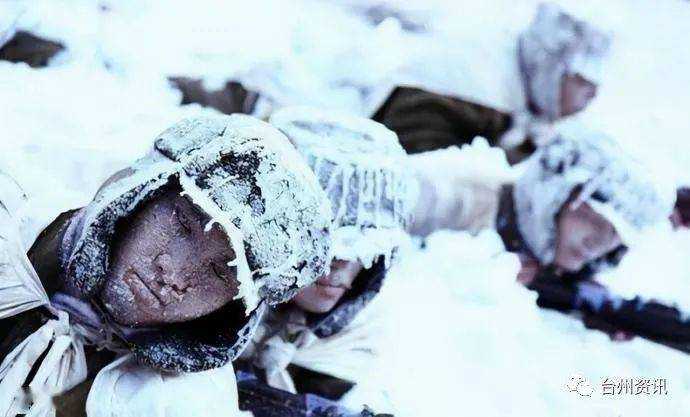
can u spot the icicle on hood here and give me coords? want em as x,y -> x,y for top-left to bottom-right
519,3 -> 611,121
270,106 -> 414,270
269,107 -> 414,339
514,127 -> 675,266
51,115 -> 333,371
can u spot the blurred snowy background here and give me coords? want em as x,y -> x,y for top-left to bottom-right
1,0 -> 690,416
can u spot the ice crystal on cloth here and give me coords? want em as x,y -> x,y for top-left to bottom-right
406,137 -> 515,236
63,115 -> 332,313
271,106 -> 414,268
0,170 -> 49,319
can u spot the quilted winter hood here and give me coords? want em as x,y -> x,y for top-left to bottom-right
270,106 -> 414,269
514,127 -> 675,266
50,115 -> 333,371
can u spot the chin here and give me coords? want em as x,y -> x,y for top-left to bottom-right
554,256 -> 586,273
296,298 -> 339,314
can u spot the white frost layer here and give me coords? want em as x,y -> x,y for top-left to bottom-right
271,106 -> 414,267
407,137 -> 516,188
331,226 -> 410,269
271,106 -> 405,169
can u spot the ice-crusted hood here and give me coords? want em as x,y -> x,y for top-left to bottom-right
46,115 -> 333,372
519,3 -> 610,121
514,127 -> 675,266
270,106 -> 414,269
60,115 -> 332,310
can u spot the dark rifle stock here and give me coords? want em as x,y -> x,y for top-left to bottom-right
236,371 -> 386,417
528,271 -> 690,354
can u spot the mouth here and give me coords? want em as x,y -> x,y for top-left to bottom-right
313,282 -> 347,299
315,277 -> 351,290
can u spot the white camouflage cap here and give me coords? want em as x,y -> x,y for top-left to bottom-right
270,106 -> 415,268
519,3 -> 611,120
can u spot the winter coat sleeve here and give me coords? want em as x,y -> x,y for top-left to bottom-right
407,139 -> 514,237
0,30 -> 64,68
372,86 -> 512,154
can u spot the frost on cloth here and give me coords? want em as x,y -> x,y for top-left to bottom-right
407,137 -> 516,237
51,115 -> 333,372
514,126 -> 675,265
0,311 -> 88,417
87,355 -> 251,417
270,106 -> 414,268
62,115 -> 332,310
0,170 -> 48,319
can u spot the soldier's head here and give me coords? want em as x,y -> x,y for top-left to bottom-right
514,128 -> 674,273
519,3 -> 610,121
53,115 -> 332,371
271,107 -> 414,315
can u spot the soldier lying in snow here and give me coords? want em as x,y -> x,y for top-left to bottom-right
0,115 -> 333,417
373,3 -> 611,164
236,107 -> 414,417
408,127 -> 679,345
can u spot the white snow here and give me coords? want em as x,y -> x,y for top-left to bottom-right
380,231 -> 690,417
1,1 -> 689,416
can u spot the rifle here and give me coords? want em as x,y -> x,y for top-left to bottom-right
528,270 -> 690,354
236,371 -> 391,417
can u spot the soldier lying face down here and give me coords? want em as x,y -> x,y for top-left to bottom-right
372,3 -> 611,163
410,128 -> 674,277
236,107 -> 414,417
0,115 -> 333,417
407,128 -> 676,344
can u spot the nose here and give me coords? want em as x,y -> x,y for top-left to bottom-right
154,252 -> 189,291
585,83 -> 597,100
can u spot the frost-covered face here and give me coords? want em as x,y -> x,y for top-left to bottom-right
292,259 -> 363,314
554,199 -> 622,272
100,189 -> 239,327
559,73 -> 597,118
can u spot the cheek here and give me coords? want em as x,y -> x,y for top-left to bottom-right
554,215 -> 590,270
585,226 -> 621,256
575,86 -> 596,108
558,217 -> 588,250
560,78 -> 597,117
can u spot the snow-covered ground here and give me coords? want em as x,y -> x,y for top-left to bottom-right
381,231 -> 690,417
1,1 -> 689,416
